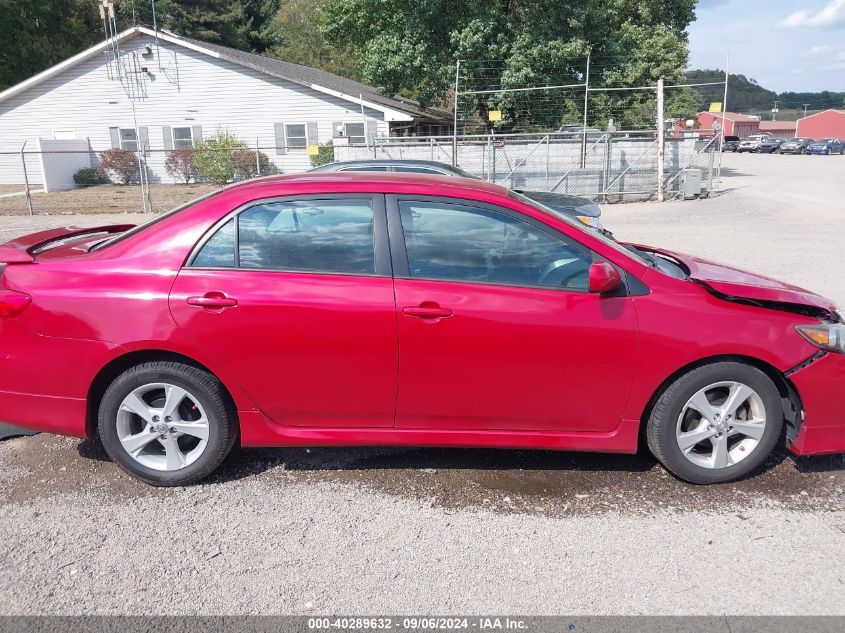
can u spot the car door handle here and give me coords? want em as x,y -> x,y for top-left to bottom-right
402,303 -> 453,319
186,292 -> 238,309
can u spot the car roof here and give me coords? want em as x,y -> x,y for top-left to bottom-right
220,170 -> 509,197
311,159 -> 460,169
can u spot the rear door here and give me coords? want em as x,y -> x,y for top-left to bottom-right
170,194 -> 398,427
388,195 -> 638,432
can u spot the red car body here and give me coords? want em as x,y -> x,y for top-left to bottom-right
0,173 -> 843,458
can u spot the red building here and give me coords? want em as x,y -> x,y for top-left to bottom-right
796,110 -> 845,139
759,120 -> 797,139
697,111 -> 761,138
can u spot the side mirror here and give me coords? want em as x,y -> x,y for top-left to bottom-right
588,260 -> 623,294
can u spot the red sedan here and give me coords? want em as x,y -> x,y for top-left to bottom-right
1,173 -> 843,486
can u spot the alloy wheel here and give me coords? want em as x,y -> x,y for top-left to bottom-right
675,381 -> 766,470
115,382 -> 210,471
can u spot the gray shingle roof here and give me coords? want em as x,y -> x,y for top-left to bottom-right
175,34 -> 449,122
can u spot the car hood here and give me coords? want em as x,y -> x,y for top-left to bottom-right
635,244 -> 838,312
518,190 -> 598,215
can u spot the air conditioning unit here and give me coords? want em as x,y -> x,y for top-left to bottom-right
680,168 -> 702,199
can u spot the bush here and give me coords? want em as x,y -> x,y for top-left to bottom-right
164,148 -> 198,183
310,141 -> 334,167
193,131 -> 245,185
232,149 -> 280,180
73,168 -> 108,186
97,149 -> 139,185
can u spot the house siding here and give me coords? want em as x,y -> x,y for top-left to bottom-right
0,33 -> 389,184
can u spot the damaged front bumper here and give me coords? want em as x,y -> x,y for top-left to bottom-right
787,351 -> 845,456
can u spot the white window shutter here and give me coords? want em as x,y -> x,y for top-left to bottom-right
191,125 -> 203,145
306,122 -> 318,146
139,127 -> 149,155
366,121 -> 377,143
109,127 -> 120,148
274,123 -> 286,155
162,126 -> 173,150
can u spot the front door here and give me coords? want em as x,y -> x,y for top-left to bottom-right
170,195 -> 397,427
390,197 -> 638,432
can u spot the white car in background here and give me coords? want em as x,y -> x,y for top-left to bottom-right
736,134 -> 773,153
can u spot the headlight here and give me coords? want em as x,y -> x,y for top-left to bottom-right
796,324 -> 845,353
575,203 -> 602,230
576,215 -> 603,230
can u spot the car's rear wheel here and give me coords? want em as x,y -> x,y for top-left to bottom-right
98,361 -> 238,486
646,362 -> 782,484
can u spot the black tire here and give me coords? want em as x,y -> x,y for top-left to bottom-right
98,361 -> 238,486
646,361 -> 783,484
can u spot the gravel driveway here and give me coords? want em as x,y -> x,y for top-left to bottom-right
0,152 -> 843,615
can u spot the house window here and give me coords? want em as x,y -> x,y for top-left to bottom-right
119,128 -> 138,151
345,123 -> 366,145
286,124 -> 307,149
172,127 -> 194,149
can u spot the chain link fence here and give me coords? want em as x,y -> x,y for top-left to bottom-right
0,131 -> 719,216
335,129 -> 719,201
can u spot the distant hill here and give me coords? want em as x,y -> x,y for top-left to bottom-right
685,70 -> 845,119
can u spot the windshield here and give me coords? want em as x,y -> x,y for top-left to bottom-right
507,190 -> 652,268
89,189 -> 221,252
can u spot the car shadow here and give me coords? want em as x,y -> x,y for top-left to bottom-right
69,434 -> 844,516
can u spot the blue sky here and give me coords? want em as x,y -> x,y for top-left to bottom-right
689,0 -> 845,92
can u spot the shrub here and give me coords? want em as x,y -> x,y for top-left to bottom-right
97,149 -> 139,185
310,141 -> 334,167
193,131 -> 245,185
73,168 -> 108,186
232,149 -> 280,180
164,148 -> 198,183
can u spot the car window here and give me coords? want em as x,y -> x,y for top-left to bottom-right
193,219 -> 236,268
338,166 -> 388,172
394,166 -> 449,175
192,199 -> 375,274
399,200 -> 593,291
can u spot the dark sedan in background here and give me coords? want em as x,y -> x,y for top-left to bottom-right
778,138 -> 816,154
310,159 -> 606,231
758,138 -> 784,154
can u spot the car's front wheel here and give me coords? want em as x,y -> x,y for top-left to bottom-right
98,361 -> 238,486
646,361 -> 782,484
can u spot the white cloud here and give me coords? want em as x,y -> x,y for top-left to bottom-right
802,45 -> 834,57
779,0 -> 845,28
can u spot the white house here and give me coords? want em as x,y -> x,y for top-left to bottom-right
0,26 -> 451,188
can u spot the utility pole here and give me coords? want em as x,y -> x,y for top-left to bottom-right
656,77 -> 665,203
803,103 -> 810,118
580,50 -> 591,168
452,60 -> 460,167
772,100 -> 779,121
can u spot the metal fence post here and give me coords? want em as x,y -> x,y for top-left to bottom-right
545,135 -> 550,189
20,141 -> 34,216
656,78 -> 665,202
452,60 -> 460,167
255,137 -> 261,176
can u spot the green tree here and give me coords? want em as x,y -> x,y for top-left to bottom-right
193,130 -> 247,184
266,0 -> 358,78
0,0 -> 101,91
140,0 -> 280,51
321,0 -> 697,129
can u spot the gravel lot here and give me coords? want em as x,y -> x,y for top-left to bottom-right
0,152 -> 844,615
